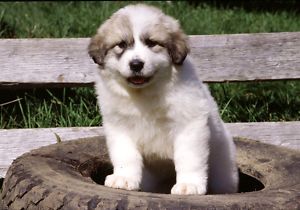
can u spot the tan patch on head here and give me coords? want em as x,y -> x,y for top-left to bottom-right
168,29 -> 190,65
140,10 -> 190,65
88,12 -> 133,66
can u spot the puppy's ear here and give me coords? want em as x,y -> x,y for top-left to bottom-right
168,30 -> 190,65
88,34 -> 107,67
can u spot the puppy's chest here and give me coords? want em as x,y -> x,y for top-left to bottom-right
131,112 -> 173,158
119,101 -> 174,158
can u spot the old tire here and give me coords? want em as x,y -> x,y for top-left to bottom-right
1,136 -> 300,210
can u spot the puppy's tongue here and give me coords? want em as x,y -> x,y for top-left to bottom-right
128,76 -> 149,85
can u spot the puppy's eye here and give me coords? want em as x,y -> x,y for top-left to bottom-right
117,41 -> 127,49
145,38 -> 158,48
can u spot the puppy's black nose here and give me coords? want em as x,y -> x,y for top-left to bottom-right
129,59 -> 144,72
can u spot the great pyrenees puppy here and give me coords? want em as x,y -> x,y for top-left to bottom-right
88,4 -> 238,195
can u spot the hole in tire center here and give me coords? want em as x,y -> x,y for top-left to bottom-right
0,178 -> 3,190
238,169 -> 264,193
79,159 -> 264,194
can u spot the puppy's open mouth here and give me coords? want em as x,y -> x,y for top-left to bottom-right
127,76 -> 152,86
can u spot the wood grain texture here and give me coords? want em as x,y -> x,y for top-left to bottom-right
189,32 -> 300,82
1,121 -> 299,178
0,38 -> 96,88
0,32 -> 299,88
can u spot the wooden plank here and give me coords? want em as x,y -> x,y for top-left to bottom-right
189,32 -> 300,82
0,127 -> 104,178
1,122 -> 299,178
0,38 -> 96,88
225,121 -> 300,149
0,32 -> 299,88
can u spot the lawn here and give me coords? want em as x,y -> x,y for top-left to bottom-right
0,1 -> 299,128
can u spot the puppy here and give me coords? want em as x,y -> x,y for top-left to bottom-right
88,4 -> 239,195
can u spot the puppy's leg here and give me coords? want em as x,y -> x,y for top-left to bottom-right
171,119 -> 210,195
104,128 -> 143,191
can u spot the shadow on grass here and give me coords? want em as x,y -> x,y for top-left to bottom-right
0,88 -> 82,104
0,20 -> 16,38
189,0 -> 300,13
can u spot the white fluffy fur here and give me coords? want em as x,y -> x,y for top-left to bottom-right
90,4 -> 239,195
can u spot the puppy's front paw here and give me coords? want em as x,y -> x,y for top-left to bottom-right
171,183 -> 206,195
105,174 -> 140,191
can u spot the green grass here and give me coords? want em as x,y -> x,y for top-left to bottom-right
0,1 -> 299,128
0,88 -> 101,128
210,82 -> 300,122
1,1 -> 299,38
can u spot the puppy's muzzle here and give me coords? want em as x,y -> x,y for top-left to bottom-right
129,59 -> 144,73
